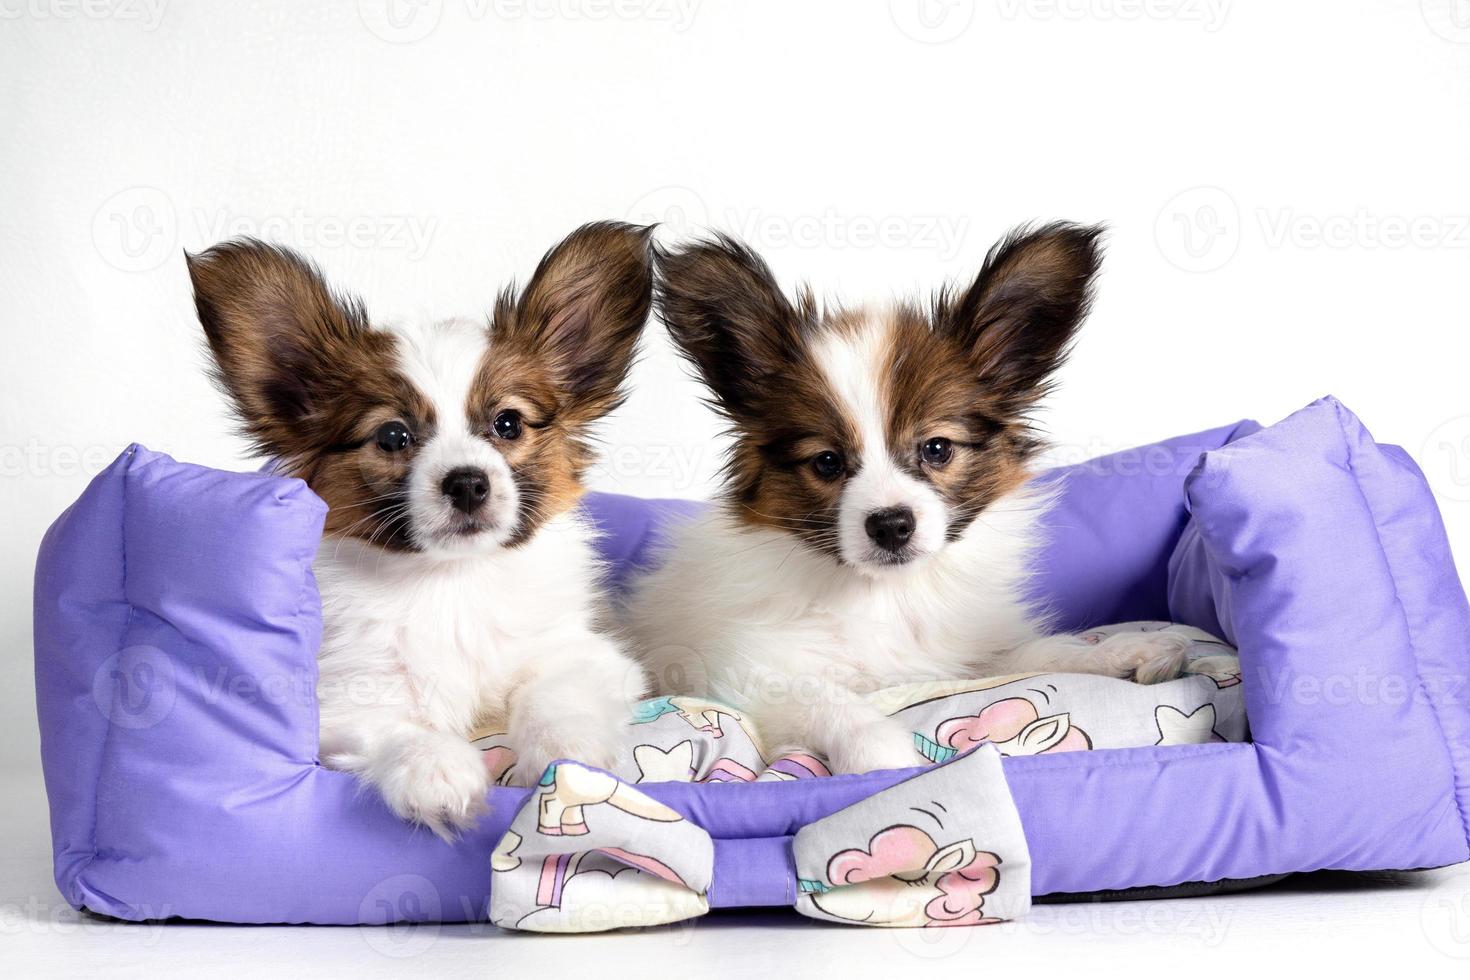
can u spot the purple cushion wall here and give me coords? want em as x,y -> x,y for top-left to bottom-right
32,397 -> 1470,923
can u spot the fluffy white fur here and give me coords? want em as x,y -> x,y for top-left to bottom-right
625,311 -> 1188,774
314,319 -> 641,839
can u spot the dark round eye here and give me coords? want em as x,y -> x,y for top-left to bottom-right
374,420 -> 414,453
921,437 -> 953,466
812,450 -> 844,481
493,410 -> 523,441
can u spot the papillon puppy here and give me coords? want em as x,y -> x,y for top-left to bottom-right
625,223 -> 1190,775
188,222 -> 653,836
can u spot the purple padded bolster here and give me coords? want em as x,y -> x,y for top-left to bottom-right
33,397 -> 1470,923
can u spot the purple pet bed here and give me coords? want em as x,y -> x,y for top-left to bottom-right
33,396 -> 1470,924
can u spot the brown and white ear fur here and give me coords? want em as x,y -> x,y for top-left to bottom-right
186,239 -> 411,470
653,234 -> 817,423
493,221 -> 655,428
934,221 -> 1105,422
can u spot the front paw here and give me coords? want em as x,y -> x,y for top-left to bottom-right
508,720 -> 622,787
372,730 -> 491,841
1100,632 -> 1192,685
826,719 -> 924,775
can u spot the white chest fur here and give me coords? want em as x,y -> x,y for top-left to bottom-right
313,513 -> 604,735
627,486 -> 1053,699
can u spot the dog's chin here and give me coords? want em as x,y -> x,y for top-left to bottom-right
844,547 -> 933,578
417,518 -> 514,558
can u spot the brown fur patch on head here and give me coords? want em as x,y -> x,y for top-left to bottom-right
880,303 -> 1034,539
190,225 -> 653,554
482,221 -> 655,543
657,222 -> 1104,555
722,352 -> 861,557
655,234 -> 852,555
187,238 -> 435,550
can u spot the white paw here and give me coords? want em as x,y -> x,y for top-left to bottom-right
1186,654 -> 1241,676
1185,653 -> 1243,685
1100,631 -> 1192,685
826,719 -> 924,775
508,720 -> 622,788
372,730 -> 491,841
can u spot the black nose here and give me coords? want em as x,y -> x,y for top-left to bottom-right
441,467 -> 490,514
865,506 -> 915,553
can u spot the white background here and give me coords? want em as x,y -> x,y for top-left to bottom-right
4,1 -> 1470,976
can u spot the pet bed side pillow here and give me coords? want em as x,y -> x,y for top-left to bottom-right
1027,418 -> 1261,631
34,446 -> 328,915
1168,396 -> 1470,872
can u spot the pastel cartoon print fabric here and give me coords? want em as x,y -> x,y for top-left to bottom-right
471,622 -> 1244,786
490,747 -> 1027,932
488,761 -> 714,932
793,746 -> 1030,927
484,623 -> 1241,932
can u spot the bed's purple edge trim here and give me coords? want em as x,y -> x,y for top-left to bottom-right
33,397 -> 1470,923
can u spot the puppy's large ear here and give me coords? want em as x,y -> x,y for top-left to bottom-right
655,234 -> 810,422
936,222 -> 1104,416
497,221 -> 654,423
186,238 -> 381,456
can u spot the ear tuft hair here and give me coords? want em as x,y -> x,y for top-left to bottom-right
935,221 -> 1105,416
494,221 -> 654,424
186,238 -> 380,459
654,233 -> 814,422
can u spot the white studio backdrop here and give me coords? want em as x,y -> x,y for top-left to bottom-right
3,1 -> 1470,775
